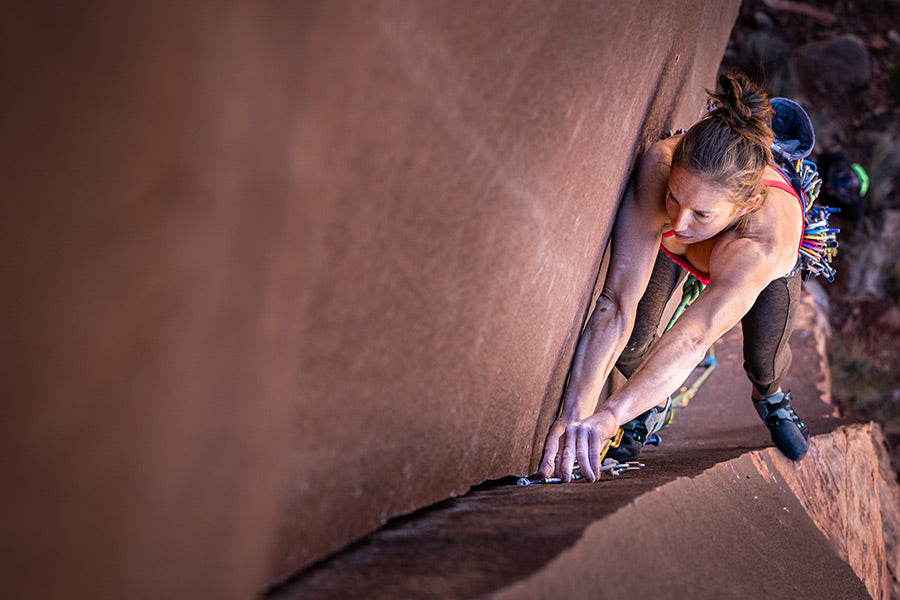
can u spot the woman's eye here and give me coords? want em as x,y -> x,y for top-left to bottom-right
696,212 -> 709,220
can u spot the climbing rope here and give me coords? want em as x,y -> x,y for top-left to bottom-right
670,346 -> 717,407
665,274 -> 717,408
665,274 -> 706,332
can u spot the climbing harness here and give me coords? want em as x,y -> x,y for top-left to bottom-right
776,158 -> 838,282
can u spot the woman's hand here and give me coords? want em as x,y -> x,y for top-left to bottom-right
537,418 -> 572,480
538,409 -> 619,483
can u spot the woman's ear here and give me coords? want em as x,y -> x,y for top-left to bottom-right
736,193 -> 762,217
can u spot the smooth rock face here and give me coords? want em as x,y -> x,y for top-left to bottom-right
753,424 -> 900,600
285,0 -> 740,582
0,1 -> 745,598
491,443 -> 880,600
3,4 -> 305,599
269,292 -> 899,599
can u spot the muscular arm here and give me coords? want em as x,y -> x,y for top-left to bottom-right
554,238 -> 782,482
538,144 -> 669,478
603,238 -> 776,427
541,150 -> 803,481
557,184 -> 663,422
602,177 -> 804,428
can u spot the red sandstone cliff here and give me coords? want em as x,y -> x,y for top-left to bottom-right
7,3 -> 895,600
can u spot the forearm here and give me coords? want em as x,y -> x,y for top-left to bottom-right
558,293 -> 634,422
604,324 -> 709,426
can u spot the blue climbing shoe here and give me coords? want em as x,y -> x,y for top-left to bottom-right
606,399 -> 673,462
753,390 -> 809,461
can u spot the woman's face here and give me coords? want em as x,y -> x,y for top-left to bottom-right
665,166 -> 742,243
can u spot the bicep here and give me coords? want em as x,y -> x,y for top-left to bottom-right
671,245 -> 775,345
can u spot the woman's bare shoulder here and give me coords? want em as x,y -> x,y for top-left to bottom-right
714,201 -> 801,281
643,135 -> 679,165
635,136 -> 677,193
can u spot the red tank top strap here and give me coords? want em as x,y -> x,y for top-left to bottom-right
762,178 -> 798,196
658,245 -> 711,285
762,167 -> 804,210
763,167 -> 807,253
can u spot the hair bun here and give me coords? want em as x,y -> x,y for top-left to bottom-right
718,74 -> 753,122
707,73 -> 773,144
673,72 -> 775,212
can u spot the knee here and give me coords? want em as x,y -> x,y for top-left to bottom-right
617,334 -> 656,378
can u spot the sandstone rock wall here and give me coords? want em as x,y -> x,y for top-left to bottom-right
752,424 -> 900,600
491,435 -> 891,600
285,0 -> 740,582
0,2 -> 740,598
270,285 -> 900,599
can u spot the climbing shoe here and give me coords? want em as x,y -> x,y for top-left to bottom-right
605,399 -> 674,463
753,390 -> 809,461
605,428 -> 643,462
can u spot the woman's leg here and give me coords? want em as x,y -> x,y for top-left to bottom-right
615,250 -> 683,378
741,266 -> 809,460
740,267 -> 802,397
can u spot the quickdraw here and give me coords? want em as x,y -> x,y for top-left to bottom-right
792,160 -> 839,281
517,425 -> 640,485
769,96 -> 839,282
516,461 -> 644,486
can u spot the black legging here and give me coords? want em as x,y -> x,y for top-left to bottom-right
616,250 -> 801,398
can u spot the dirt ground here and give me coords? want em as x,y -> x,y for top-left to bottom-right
721,0 -> 900,471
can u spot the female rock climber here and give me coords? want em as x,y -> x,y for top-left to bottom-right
539,73 -> 810,483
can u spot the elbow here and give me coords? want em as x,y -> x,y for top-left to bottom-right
596,288 -> 635,325
672,324 -> 712,364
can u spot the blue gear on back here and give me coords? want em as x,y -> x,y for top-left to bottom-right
769,97 -> 838,282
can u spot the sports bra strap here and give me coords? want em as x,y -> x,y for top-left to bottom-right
761,178 -> 797,196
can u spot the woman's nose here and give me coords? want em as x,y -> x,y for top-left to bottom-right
673,210 -> 690,232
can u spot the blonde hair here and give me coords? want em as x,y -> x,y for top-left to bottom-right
672,74 -> 775,232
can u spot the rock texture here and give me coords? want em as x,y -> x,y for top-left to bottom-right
6,0 -> 896,598
10,2 -> 892,596
0,1 -> 743,598
269,288 -> 899,599
752,424 -> 900,600
491,446 -> 876,600
282,0 -> 741,583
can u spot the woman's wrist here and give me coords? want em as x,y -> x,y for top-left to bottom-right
600,393 -> 632,430
593,406 -> 620,435
559,398 -> 594,423
557,393 -> 586,422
